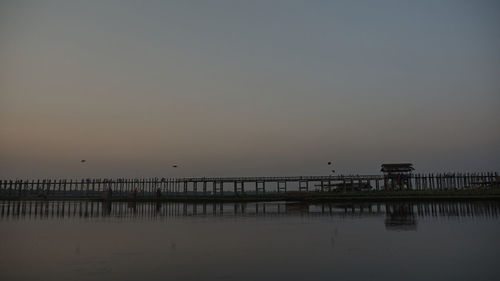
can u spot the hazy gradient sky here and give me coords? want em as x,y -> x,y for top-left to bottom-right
1,0 -> 499,178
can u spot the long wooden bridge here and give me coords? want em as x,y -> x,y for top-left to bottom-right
0,172 -> 498,198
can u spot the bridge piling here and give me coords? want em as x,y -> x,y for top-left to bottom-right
1,172 -> 498,199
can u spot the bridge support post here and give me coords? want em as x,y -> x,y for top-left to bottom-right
299,181 -> 308,192
254,181 -> 266,195
277,181 -> 286,193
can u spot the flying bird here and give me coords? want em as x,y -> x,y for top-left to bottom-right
328,162 -> 332,165
172,165 -> 178,168
80,160 -> 86,163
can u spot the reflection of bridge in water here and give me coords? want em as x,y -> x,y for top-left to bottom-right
1,201 -> 499,226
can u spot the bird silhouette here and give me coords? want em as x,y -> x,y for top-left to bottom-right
80,160 -> 86,163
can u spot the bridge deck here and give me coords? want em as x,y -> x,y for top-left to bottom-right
175,175 -> 383,182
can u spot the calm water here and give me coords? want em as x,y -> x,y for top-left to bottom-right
1,200 -> 499,281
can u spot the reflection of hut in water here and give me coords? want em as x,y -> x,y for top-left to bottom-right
127,201 -> 137,212
385,203 -> 417,231
102,201 -> 112,216
381,163 -> 414,190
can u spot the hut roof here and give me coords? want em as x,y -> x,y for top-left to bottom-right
381,163 -> 414,172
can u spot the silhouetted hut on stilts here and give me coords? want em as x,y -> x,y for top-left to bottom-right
381,163 -> 414,190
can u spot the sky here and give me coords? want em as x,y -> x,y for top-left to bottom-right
1,0 -> 499,178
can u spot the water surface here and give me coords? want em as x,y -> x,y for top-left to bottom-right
1,201 -> 499,281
